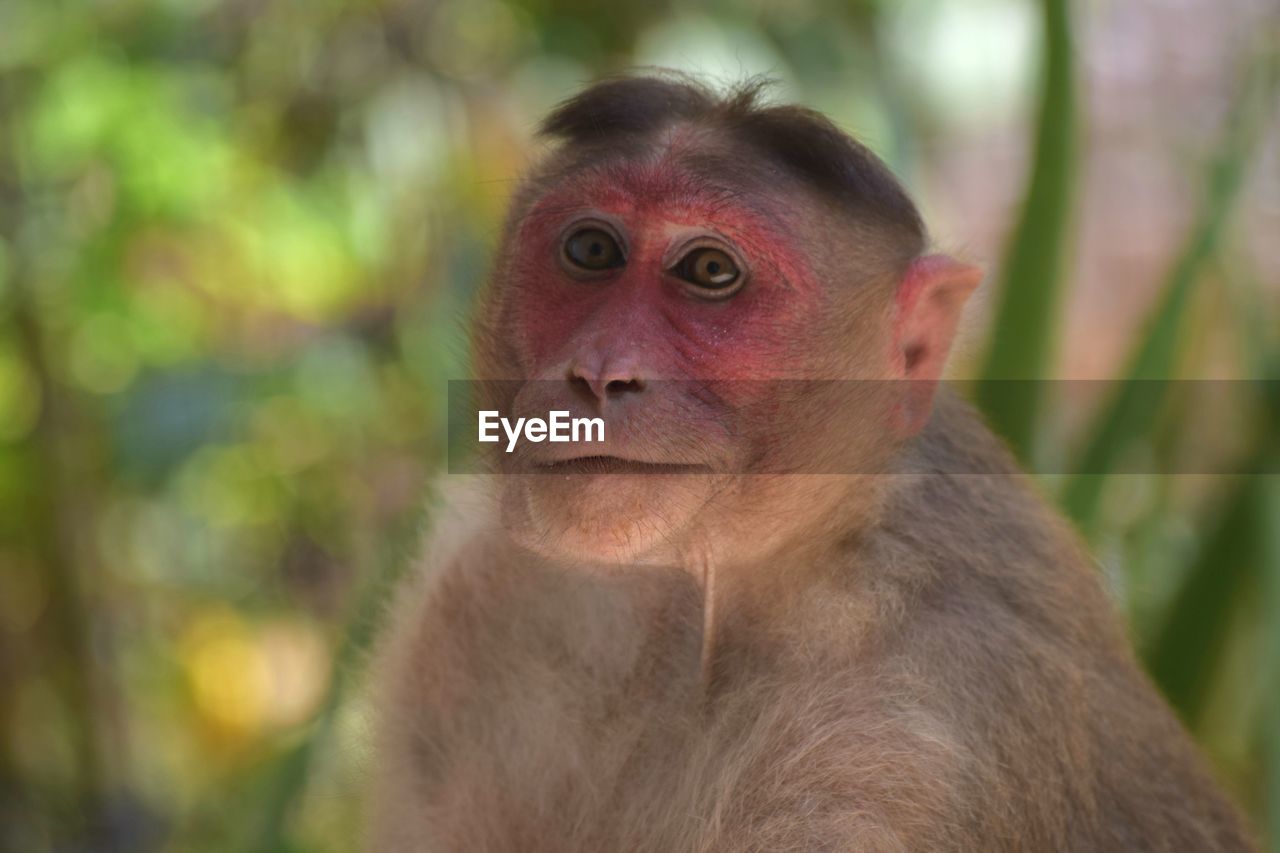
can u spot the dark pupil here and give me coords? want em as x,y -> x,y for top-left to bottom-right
690,249 -> 737,289
566,229 -> 620,270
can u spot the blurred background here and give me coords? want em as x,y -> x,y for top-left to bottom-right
0,0 -> 1276,850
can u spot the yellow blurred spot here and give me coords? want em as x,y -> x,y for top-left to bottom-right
181,608 -> 330,740
181,609 -> 270,737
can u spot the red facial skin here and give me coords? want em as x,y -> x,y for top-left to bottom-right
505,156 -> 826,385
491,154 -> 836,560
486,147 -> 980,564
496,148 -> 979,450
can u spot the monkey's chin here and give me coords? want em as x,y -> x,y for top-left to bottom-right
502,471 -> 715,566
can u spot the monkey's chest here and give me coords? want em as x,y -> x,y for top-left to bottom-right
415,618 -> 769,850
421,679 -> 749,851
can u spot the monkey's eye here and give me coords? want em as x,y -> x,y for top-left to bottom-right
563,227 -> 625,272
671,247 -> 742,295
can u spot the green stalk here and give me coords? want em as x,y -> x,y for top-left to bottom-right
974,0 -> 1077,461
1060,51 -> 1278,533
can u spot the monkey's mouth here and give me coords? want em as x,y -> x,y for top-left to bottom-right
534,455 -> 707,476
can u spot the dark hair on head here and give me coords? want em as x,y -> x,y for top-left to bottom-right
538,73 -> 925,244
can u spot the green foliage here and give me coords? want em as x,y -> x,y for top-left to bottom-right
974,0 -> 1077,460
1060,52 -> 1280,533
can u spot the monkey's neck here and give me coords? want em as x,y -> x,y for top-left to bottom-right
682,477 -> 887,693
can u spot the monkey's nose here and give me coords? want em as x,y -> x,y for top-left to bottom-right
567,360 -> 646,406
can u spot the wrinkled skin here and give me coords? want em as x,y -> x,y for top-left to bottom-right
473,130 -> 977,567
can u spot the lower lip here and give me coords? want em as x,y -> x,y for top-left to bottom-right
534,456 -> 706,475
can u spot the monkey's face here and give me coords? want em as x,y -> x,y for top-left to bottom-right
479,149 -> 898,566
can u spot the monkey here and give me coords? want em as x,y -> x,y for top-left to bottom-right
365,75 -> 1256,852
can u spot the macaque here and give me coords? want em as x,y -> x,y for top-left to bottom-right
367,76 -> 1255,852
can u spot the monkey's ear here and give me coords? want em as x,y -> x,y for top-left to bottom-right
891,254 -> 983,435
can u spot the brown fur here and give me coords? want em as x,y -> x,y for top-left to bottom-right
366,77 -> 1254,852
367,394 -> 1254,851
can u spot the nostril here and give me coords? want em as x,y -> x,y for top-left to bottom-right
567,374 -> 597,402
605,378 -> 644,396
566,361 -> 644,402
